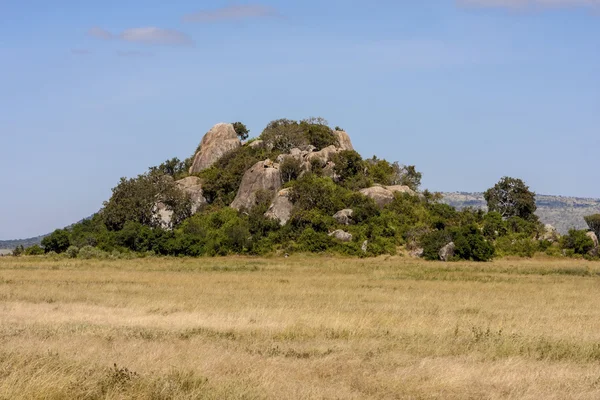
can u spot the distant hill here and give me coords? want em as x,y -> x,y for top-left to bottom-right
0,234 -> 47,250
442,192 -> 600,234
0,215 -> 94,250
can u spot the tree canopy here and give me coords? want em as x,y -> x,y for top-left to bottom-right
484,177 -> 537,221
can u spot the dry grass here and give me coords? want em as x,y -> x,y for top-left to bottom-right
1,255 -> 600,399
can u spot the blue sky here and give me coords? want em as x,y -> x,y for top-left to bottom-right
1,0 -> 599,239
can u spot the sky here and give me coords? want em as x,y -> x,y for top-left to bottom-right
0,0 -> 599,239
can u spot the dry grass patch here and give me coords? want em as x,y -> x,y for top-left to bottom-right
1,255 -> 600,399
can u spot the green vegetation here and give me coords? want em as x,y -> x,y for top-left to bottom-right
12,119 -> 599,262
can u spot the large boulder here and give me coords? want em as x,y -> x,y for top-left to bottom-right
265,188 -> 293,226
329,230 -> 353,242
307,145 -> 340,165
359,185 -> 416,208
586,231 -> 599,248
189,123 -> 241,174
231,159 -> 282,210
175,176 -> 207,214
386,185 -> 416,196
333,209 -> 354,225
439,242 -> 455,262
540,224 -> 560,243
334,130 -> 354,151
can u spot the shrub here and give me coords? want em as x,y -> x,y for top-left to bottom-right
482,211 -> 508,239
303,122 -> 338,150
24,245 -> 45,256
200,146 -> 271,205
421,230 -> 452,261
41,229 -> 71,254
66,246 -> 80,259
232,122 -> 250,141
260,119 -> 307,152
289,174 -> 346,215
280,157 -> 303,183
78,245 -> 108,259
495,234 -> 537,258
453,225 -> 495,262
298,228 -> 333,252
560,229 -> 594,256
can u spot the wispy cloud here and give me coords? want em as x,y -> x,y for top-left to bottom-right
117,50 -> 153,57
88,27 -> 194,46
457,0 -> 600,10
183,4 -> 280,23
88,26 -> 113,40
71,49 -> 91,56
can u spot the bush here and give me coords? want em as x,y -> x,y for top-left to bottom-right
421,230 -> 452,261
78,245 -> 108,259
232,122 -> 250,141
66,246 -> 80,259
560,229 -> 594,256
280,157 -> 303,183
298,228 -> 333,252
200,146 -> 271,206
24,245 -> 45,256
289,174 -> 346,215
495,234 -> 537,258
41,229 -> 71,254
453,225 -> 495,262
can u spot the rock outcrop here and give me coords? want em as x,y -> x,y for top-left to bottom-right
329,230 -> 353,242
333,209 -> 354,225
189,123 -> 241,174
175,176 -> 207,214
334,130 -> 354,151
248,140 -> 264,149
439,242 -> 455,262
586,231 -> 599,248
231,159 -> 282,211
540,224 -> 560,243
265,188 -> 293,226
359,185 -> 416,208
307,145 -> 340,165
155,176 -> 207,229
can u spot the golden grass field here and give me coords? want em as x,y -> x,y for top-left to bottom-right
1,255 -> 600,399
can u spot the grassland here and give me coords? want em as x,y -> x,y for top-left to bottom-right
1,255 -> 600,399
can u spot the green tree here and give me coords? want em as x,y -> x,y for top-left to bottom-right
12,245 -> 24,257
332,150 -> 364,183
41,229 -> 71,254
584,214 -> 600,240
280,157 -> 303,183
397,165 -> 422,191
149,158 -> 187,179
484,177 -> 537,221
260,119 -> 307,152
232,122 -> 250,141
560,229 -> 594,256
102,172 -> 191,231
24,245 -> 45,256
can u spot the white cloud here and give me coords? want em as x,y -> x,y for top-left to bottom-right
458,0 -> 600,9
183,4 -> 280,23
119,27 -> 194,45
88,26 -> 113,40
88,26 -> 194,46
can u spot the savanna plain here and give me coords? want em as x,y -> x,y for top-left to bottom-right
1,255 -> 600,399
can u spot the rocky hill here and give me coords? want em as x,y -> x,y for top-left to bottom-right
442,192 -> 600,234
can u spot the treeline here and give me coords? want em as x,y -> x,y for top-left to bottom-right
12,118 -> 600,261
